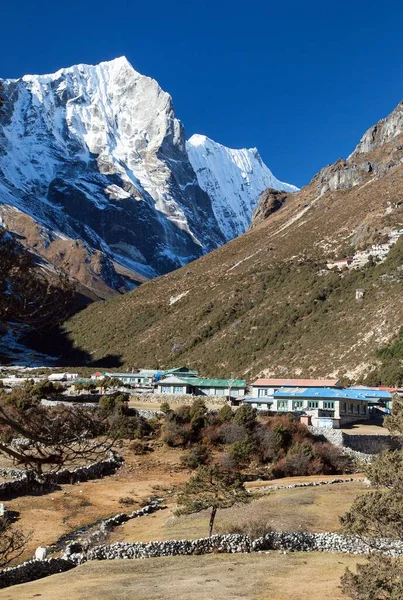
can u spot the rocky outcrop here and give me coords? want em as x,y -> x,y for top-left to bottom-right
351,101 -> 403,156
250,188 -> 290,228
312,102 -> 403,197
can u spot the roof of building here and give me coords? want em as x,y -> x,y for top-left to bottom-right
163,367 -> 199,375
273,387 -> 391,401
252,378 -> 340,388
159,376 -> 246,388
106,370 -> 160,378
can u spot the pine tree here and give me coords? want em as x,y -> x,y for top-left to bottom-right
176,465 -> 251,537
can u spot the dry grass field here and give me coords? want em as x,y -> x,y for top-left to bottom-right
0,552 -> 364,600
0,443 -> 370,599
4,442 -> 367,563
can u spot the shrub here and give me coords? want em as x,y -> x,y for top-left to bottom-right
118,497 -> 135,506
129,439 -> 148,455
219,422 -> 247,444
180,444 -> 212,469
217,404 -> 233,423
233,404 -> 257,430
216,515 -> 273,540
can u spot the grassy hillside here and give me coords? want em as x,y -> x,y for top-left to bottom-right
64,127 -> 403,380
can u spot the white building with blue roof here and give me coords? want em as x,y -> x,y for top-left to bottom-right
242,387 -> 392,428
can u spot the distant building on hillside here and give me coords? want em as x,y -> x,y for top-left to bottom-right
326,258 -> 352,270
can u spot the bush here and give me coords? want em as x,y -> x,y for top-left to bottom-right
216,515 -> 273,540
180,444 -> 212,469
129,439 -> 149,455
118,497 -> 135,506
217,404 -> 233,423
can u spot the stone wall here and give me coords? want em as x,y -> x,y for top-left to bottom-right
0,450 -> 123,500
252,531 -> 403,556
0,558 -> 75,589
3,530 -> 403,590
308,426 -> 402,456
86,534 -> 251,560
133,393 -> 228,406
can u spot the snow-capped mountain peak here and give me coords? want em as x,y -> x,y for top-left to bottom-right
187,134 -> 298,241
0,57 -> 298,294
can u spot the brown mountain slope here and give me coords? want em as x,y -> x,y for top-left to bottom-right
64,102 -> 403,379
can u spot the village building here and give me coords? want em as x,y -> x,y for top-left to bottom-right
91,370 -> 161,387
251,378 -> 341,398
48,372 -> 78,382
326,258 -> 352,270
242,387 -> 391,428
158,367 -> 199,380
157,376 -> 247,397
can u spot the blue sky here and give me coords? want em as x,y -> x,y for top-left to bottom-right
1,0 -> 402,187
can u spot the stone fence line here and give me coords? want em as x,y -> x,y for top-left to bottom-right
3,529 -> 403,590
255,476 -> 368,491
0,450 -> 124,500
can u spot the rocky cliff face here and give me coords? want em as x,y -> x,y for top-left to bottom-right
250,188 -> 290,228
0,57 -> 297,296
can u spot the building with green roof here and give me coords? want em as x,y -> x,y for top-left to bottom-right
157,375 -> 246,398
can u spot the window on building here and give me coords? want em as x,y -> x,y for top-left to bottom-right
173,386 -> 183,394
349,403 -> 354,413
277,400 -> 288,411
292,400 -> 304,410
341,403 -> 346,413
161,386 -> 171,394
323,401 -> 335,410
363,404 -> 367,414
308,401 -> 319,409
355,404 -> 360,414
215,388 -> 224,396
232,389 -> 239,396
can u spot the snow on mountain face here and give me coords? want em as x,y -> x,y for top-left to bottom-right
0,57 -> 298,287
187,134 -> 298,241
0,57 -> 225,280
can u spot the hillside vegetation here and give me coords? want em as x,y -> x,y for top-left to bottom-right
64,104 -> 403,380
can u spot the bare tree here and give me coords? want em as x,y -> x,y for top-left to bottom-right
0,516 -> 30,568
0,391 -> 116,475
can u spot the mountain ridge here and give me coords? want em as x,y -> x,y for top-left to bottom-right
64,99 -> 403,379
0,57 -> 296,298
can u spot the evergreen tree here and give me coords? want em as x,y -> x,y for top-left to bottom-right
340,398 -> 403,598
176,465 -> 251,536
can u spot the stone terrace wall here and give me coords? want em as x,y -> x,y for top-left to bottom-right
0,450 -> 123,500
308,426 -> 402,455
134,393 -> 228,406
0,558 -> 75,589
